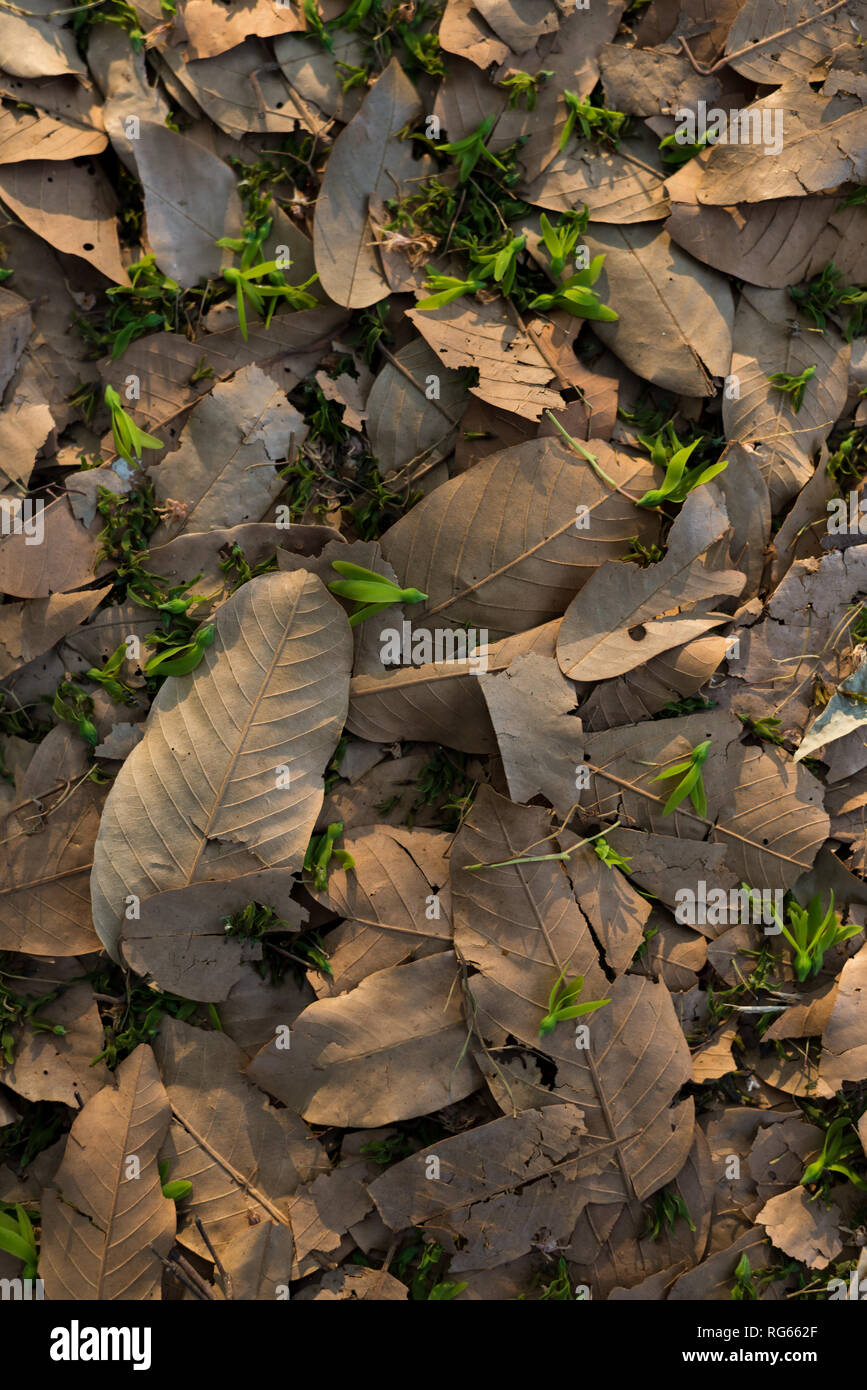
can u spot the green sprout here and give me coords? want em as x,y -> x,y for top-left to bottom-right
328,560 -> 427,627
538,209 -> 588,279
86,641 -> 137,706
0,1204 -> 38,1279
560,92 -> 629,150
51,680 -> 99,747
593,837 -> 632,871
635,424 -> 728,508
304,821 -> 355,892
158,1161 -> 193,1203
415,273 -> 486,311
497,69 -> 553,111
744,887 -> 861,982
538,966 -> 610,1038
143,623 -> 215,678
800,1117 -> 867,1192
217,223 -> 318,341
528,253 -> 618,322
642,1187 -> 696,1241
104,384 -> 161,464
790,260 -> 867,339
436,116 -> 508,183
652,739 -> 711,817
658,132 -> 709,167
767,365 -> 816,414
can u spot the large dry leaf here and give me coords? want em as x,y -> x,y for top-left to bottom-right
274,28 -> 368,124
667,83 -> 867,205
820,941 -> 867,1089
724,0 -> 867,84
756,1185 -> 843,1270
150,365 -> 305,540
0,12 -> 87,80
40,1046 -> 175,1300
522,129 -> 668,223
365,338 -> 465,478
246,952 -> 482,1126
0,585 -> 109,681
0,157 -> 127,283
580,709 -> 830,908
158,37 -> 319,139
557,486 -> 745,680
90,570 -> 353,959
2,964 -> 109,1105
0,104 -> 106,163
582,223 -> 733,396
0,287 -> 33,397
314,60 -> 425,308
723,287 -> 849,508
480,654 -> 583,817
153,1019 -> 322,1259
379,436 -> 658,636
184,0 -> 303,59
135,122 -> 243,287
439,0 -> 509,68
667,196 -> 867,290
370,1106 -> 590,1271
407,295 -> 565,420
578,635 -> 729,733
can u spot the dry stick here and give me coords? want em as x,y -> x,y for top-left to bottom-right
195,1217 -> 233,1300
678,0 -> 848,75
368,1238 -> 399,1299
169,1105 -> 291,1229
152,1247 -> 216,1301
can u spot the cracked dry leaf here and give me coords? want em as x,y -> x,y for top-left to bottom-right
370,1106 -> 589,1271
90,571 -> 352,959
723,0 -> 867,86
580,709 -> 829,910
380,436 -> 658,636
578,634 -> 730,733
365,338 -> 465,478
556,486 -> 745,681
480,653 -> 583,817
246,951 -> 482,1127
150,365 -> 306,541
153,1019 -> 321,1263
819,941 -> 867,1089
134,123 -> 243,288
757,1185 -> 844,1270
723,287 -> 850,508
314,60 -> 428,309
582,223 -> 734,397
40,1045 -> 175,1300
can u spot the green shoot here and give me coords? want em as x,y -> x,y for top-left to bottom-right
800,1117 -> 867,1192
217,223 -> 318,341
104,385 -> 161,463
528,253 -> 618,321
635,424 -> 728,507
642,1187 -> 696,1241
328,560 -> 427,626
652,739 -> 711,817
158,1161 -> 193,1203
143,624 -> 214,678
436,116 -> 508,183
560,92 -> 629,150
469,234 -> 526,296
51,680 -> 99,747
538,967 -> 610,1038
767,365 -> 816,413
593,837 -> 632,871
790,260 -> 867,339
744,886 -> 861,982
497,69 -> 552,111
415,273 -> 485,311
538,209 -> 588,279
304,821 -> 355,892
0,1204 -> 39,1279
1,955 -> 67,1066
658,132 -> 709,167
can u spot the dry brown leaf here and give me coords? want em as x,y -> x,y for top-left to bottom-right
184,0 -> 303,59
0,157 -> 128,283
820,940 -> 867,1089
365,338 -> 465,478
247,951 -> 482,1126
480,653 -> 583,816
40,1045 -> 175,1300
90,571 -> 352,958
756,1185 -> 843,1270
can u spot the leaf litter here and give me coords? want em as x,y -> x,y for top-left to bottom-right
0,0 -> 867,1311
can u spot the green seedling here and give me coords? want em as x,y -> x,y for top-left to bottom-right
0,1204 -> 38,1279
104,385 -> 161,464
158,1161 -> 193,1203
560,92 -> 629,150
745,886 -> 861,982
652,738 -> 711,817
791,260 -> 867,339
528,253 -> 618,321
497,68 -> 552,111
100,255 -> 180,359
538,209 -> 588,279
658,132 -> 709,167
635,425 -> 728,508
51,680 -> 99,747
304,821 -> 355,892
767,365 -> 816,413
463,822 -> 619,872
415,273 -> 485,310
302,0 -> 333,49
328,560 -> 427,626
642,1188 -> 696,1241
217,224 -> 318,341
800,1117 -> 867,1191
436,115 -> 508,182
469,234 -> 527,296
86,641 -> 137,706
143,624 -> 214,678
593,836 -> 632,871
1,956 -> 66,1066
737,713 -> 785,745
538,966 -> 610,1038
